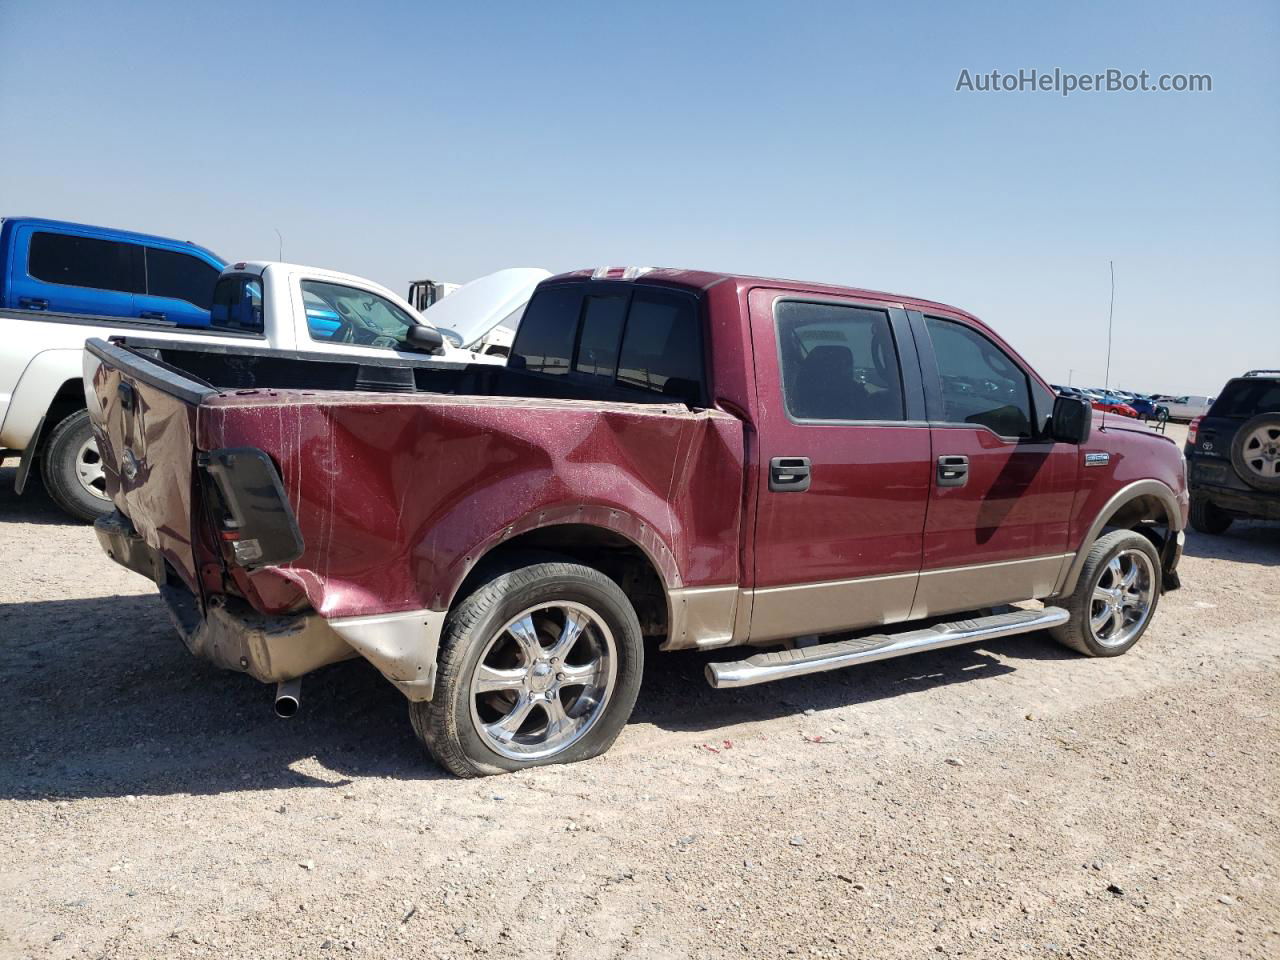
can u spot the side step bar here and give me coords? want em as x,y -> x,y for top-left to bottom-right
705,606 -> 1069,689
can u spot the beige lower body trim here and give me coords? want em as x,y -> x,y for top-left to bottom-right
329,609 -> 449,702
745,570 -> 919,645
909,553 -> 1073,621
663,553 -> 1077,650
663,585 -> 740,651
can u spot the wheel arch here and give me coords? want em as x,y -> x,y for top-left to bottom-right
1057,480 -> 1183,595
446,510 -> 683,648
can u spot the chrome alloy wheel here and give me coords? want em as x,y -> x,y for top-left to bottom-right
75,438 -> 109,501
468,602 -> 617,761
1240,423 -> 1280,481
1089,549 -> 1156,648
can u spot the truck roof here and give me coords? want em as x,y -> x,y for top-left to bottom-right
547,267 -> 984,325
0,216 -> 224,264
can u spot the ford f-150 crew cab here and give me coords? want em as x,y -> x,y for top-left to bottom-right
2,259 -> 521,520
87,266 -> 1188,777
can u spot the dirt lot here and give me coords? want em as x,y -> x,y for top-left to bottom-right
1,425 -> 1277,960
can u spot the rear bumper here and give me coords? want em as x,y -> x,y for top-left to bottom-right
1193,483 -> 1280,521
96,511 -> 445,697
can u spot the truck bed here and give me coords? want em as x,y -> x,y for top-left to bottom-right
85,337 -> 745,625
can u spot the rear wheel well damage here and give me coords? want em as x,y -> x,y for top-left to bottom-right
454,524 -> 671,643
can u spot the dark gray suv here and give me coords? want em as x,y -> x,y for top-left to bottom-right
1185,370 -> 1280,533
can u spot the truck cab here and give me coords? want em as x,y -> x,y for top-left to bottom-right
0,217 -> 225,327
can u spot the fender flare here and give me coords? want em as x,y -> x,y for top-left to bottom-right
1056,479 -> 1184,596
0,348 -> 84,450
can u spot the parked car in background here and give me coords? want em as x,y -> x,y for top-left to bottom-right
1090,392 -> 1140,418
1185,370 -> 1280,533
87,265 -> 1187,777
1,217 -> 225,327
1121,394 -> 1169,422
419,267 -> 550,360
1,258 -> 515,520
1152,393 -> 1213,422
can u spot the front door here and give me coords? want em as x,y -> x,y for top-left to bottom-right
746,288 -> 933,643
909,310 -> 1078,618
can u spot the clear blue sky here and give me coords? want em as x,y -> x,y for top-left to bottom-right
2,0 -> 1276,395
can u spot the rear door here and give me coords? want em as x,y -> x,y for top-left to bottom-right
747,288 -> 932,643
19,227 -> 142,316
910,311 -> 1077,617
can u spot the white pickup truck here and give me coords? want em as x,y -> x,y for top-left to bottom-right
1,261 -> 546,520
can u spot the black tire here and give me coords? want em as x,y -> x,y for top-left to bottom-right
1230,413 -> 1280,493
1189,496 -> 1233,535
1050,530 -> 1162,657
40,410 -> 113,523
410,561 -> 644,777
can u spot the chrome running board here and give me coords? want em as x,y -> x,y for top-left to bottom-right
705,606 -> 1069,689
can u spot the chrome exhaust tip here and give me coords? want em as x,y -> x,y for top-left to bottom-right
274,678 -> 302,718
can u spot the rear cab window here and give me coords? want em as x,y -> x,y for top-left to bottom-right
210,274 -> 265,334
510,282 -> 706,405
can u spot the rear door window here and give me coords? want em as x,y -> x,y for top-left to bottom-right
775,301 -> 906,421
28,232 -> 143,293
145,248 -> 219,309
925,317 -> 1034,438
210,275 -> 264,333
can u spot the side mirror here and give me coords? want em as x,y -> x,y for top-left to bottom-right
1051,395 -> 1092,444
404,323 -> 444,354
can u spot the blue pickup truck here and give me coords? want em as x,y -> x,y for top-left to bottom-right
0,217 -> 225,327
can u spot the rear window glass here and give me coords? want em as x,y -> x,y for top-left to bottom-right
28,232 -> 143,294
573,294 -> 627,379
1208,379 -> 1280,418
210,275 -> 264,333
511,283 -> 706,403
145,247 -> 219,309
511,286 -> 581,376
617,290 -> 704,402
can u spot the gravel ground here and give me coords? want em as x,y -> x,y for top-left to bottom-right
1,425 -> 1277,959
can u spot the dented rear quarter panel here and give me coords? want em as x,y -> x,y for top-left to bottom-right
196,391 -> 745,619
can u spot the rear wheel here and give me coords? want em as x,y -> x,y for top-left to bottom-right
411,561 -> 644,777
1190,496 -> 1233,535
41,410 -> 113,523
1050,530 -> 1161,657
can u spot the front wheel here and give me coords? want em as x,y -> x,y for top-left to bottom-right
40,410 -> 113,522
1050,530 -> 1162,657
411,561 -> 644,777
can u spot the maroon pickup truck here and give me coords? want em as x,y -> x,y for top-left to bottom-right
86,267 -> 1188,776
